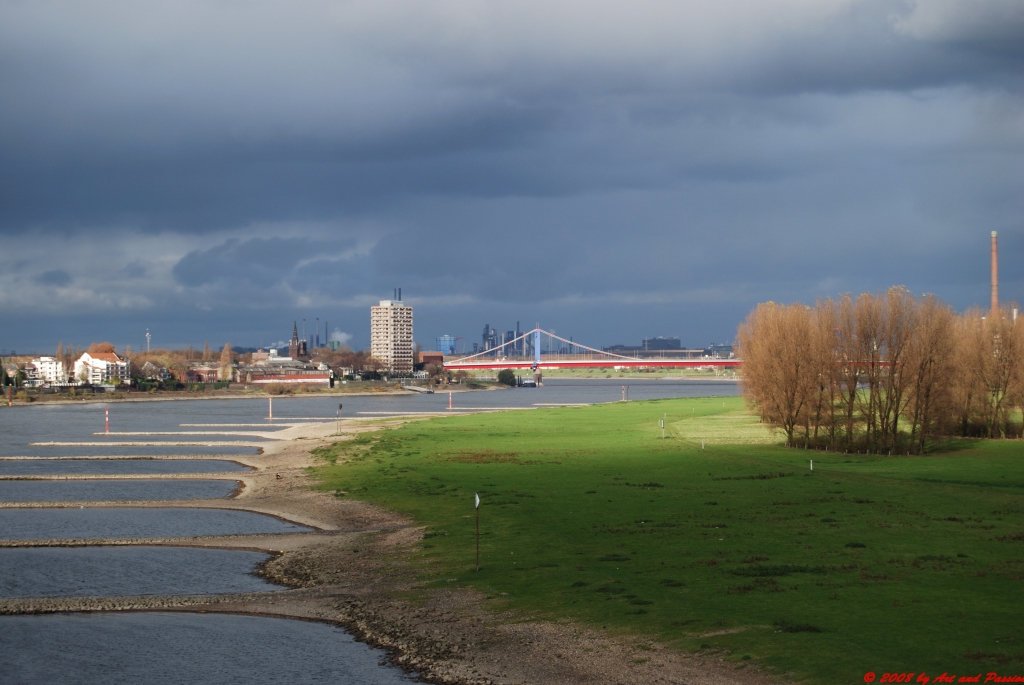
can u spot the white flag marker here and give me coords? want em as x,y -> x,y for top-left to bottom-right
474,492 -> 481,571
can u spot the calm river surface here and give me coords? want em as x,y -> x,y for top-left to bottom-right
0,547 -> 281,598
0,613 -> 416,684
0,479 -> 239,502
0,507 -> 309,540
0,459 -> 249,476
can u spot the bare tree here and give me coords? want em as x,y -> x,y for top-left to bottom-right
738,289 -> 1023,453
904,296 -> 956,452
878,286 -> 917,451
219,343 -> 234,382
738,302 -> 816,445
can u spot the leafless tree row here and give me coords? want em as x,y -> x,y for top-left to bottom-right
737,287 -> 1024,453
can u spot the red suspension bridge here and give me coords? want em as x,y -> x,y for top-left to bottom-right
442,328 -> 741,371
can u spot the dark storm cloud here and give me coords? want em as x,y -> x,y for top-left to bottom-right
36,270 -> 71,287
0,0 -> 1022,352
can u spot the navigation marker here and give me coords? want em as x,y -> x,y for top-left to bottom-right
475,492 -> 481,572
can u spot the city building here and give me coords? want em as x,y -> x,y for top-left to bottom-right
287,323 -> 308,360
140,361 -> 171,382
703,343 -> 735,359
371,298 -> 413,374
642,336 -> 681,350
182,363 -> 220,384
73,351 -> 130,386
28,357 -> 68,386
236,358 -> 333,386
481,324 -> 499,353
436,335 -> 456,355
420,351 -> 444,366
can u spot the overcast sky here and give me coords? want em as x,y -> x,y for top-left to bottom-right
1,0 -> 1021,353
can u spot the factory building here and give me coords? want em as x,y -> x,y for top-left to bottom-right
436,335 -> 456,355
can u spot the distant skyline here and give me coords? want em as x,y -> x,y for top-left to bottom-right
2,1 -> 1021,354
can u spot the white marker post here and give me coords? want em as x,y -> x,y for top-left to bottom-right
449,392 -> 453,410
660,419 -> 665,439
475,492 -> 481,572
105,407 -> 109,434
702,440 -> 705,450
810,459 -> 813,472
337,403 -> 343,434
268,397 -> 273,421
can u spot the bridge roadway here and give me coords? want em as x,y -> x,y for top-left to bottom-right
440,328 -> 741,371
442,358 -> 740,370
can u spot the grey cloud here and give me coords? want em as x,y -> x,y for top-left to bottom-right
36,270 -> 71,286
172,236 -> 358,288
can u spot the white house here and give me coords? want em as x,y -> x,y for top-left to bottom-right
28,357 -> 68,386
74,351 -> 130,386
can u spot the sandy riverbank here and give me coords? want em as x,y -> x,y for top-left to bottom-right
1,384 -> 497,407
0,416 -> 770,685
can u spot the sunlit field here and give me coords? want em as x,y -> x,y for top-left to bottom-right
313,397 -> 1024,684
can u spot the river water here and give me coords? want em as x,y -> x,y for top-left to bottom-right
0,459 -> 249,476
0,613 -> 417,684
0,479 -> 239,502
0,507 -> 309,540
0,547 -> 282,598
0,379 -> 739,457
0,379 -> 737,684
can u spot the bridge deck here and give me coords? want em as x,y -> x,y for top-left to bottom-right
443,358 -> 740,370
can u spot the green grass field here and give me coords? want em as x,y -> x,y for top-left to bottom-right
312,397 -> 1024,684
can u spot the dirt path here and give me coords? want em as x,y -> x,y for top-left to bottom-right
0,417 -> 775,685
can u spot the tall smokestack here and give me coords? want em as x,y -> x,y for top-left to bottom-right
991,231 -> 999,314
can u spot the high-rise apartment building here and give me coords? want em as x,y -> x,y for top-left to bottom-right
371,299 -> 413,374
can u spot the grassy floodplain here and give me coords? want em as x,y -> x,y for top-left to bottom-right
313,397 -> 1024,684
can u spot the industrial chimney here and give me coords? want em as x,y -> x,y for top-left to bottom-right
991,231 -> 999,314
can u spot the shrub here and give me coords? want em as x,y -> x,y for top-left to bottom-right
497,369 -> 517,386
265,383 -> 291,395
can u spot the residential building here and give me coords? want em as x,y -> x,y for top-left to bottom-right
74,351 -> 130,386
371,299 -> 413,374
29,357 -> 68,386
140,361 -> 171,381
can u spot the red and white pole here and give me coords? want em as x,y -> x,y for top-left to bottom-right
105,407 -> 109,433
